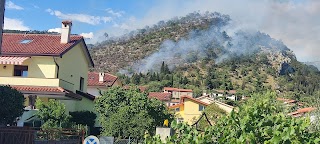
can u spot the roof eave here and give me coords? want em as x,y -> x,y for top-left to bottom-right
1,53 -> 61,57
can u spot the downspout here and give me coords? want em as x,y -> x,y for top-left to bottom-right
53,57 -> 59,78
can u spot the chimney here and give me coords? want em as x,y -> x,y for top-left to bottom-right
99,72 -> 105,83
61,20 -> 72,44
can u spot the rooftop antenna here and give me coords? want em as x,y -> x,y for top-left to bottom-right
0,0 -> 6,55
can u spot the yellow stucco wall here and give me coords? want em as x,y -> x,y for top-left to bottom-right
60,100 -> 77,112
172,99 -> 204,125
56,42 -> 89,92
0,64 -> 14,76
23,57 -> 57,78
183,99 -> 204,124
0,56 -> 57,78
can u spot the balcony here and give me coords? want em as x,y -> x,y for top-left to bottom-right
0,77 -> 74,92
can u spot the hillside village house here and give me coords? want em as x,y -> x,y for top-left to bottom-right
0,21 -> 97,126
211,89 -> 239,101
148,92 -> 175,106
87,72 -> 120,96
163,87 -> 193,100
197,95 -> 234,113
169,96 -> 209,124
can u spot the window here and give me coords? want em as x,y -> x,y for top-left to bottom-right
199,105 -> 205,111
28,95 -> 37,109
14,65 -> 28,77
79,77 -> 84,91
20,39 -> 33,44
175,107 -> 180,112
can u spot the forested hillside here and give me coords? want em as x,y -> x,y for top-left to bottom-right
90,11 -> 320,105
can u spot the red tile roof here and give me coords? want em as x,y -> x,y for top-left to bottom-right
2,33 -> 82,56
87,72 -> 118,86
214,90 -> 237,94
168,96 -> 209,109
277,98 -> 297,104
288,107 -> 316,117
12,85 -> 64,93
148,92 -> 171,101
1,33 -> 94,66
10,85 -> 82,100
163,87 -> 193,92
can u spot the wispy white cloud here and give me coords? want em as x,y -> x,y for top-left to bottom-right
6,1 -> 23,10
48,28 -> 61,33
106,8 -> 125,17
80,32 -> 94,39
46,9 -> 112,25
4,17 -> 29,30
32,4 -> 39,9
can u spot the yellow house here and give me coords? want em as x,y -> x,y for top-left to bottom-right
168,96 -> 209,125
0,20 -> 96,126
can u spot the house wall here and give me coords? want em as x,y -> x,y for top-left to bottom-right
172,91 -> 193,99
174,105 -> 185,121
87,87 -> 108,96
60,100 -> 77,112
0,56 -> 57,78
0,64 -> 14,76
56,42 -> 89,92
183,99 -> 204,124
113,79 -> 122,87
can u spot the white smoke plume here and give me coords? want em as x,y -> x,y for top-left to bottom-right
123,12 -> 290,74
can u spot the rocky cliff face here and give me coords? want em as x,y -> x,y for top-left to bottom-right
261,49 -> 296,75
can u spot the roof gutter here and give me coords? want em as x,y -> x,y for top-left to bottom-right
53,57 -> 59,78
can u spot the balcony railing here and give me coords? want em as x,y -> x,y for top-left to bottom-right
0,77 -> 74,91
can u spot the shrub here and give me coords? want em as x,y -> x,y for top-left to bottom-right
69,111 -> 97,127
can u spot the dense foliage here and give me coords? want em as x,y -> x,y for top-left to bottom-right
69,111 -> 97,127
95,86 -> 173,140
146,92 -> 320,143
0,86 -> 25,126
35,99 -> 71,129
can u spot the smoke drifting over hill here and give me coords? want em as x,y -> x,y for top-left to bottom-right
125,13 -> 291,73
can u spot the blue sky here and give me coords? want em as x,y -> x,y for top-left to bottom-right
3,0 -> 320,62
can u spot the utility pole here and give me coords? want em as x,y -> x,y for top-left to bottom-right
0,0 -> 5,55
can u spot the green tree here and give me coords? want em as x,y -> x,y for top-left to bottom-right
95,87 -> 172,140
35,99 -> 70,129
0,86 -> 25,126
